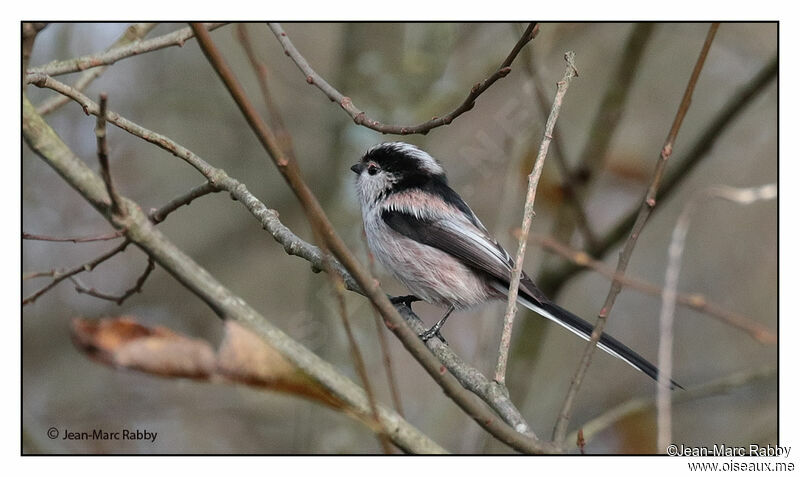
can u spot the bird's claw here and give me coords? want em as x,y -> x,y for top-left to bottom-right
390,294 -> 421,308
419,325 -> 448,345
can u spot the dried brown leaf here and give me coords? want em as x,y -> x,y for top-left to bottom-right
71,317 -> 215,378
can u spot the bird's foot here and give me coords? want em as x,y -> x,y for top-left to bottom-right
419,323 -> 448,345
390,294 -> 422,308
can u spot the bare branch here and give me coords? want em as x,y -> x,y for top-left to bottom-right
150,182 -> 220,224
26,23 -> 227,77
190,22 -> 557,454
22,231 -> 124,243
537,53 -> 778,297
656,183 -> 777,451
23,93 -> 446,455
95,93 -> 125,217
27,54 -> 552,451
235,24 -> 296,160
364,242 -> 404,417
495,51 -> 578,386
267,22 -> 539,135
569,365 -> 776,451
516,24 -> 598,249
23,241 -> 130,306
23,182 -> 219,305
69,256 -> 155,305
552,23 -> 720,445
37,23 -> 158,115
531,233 -> 776,344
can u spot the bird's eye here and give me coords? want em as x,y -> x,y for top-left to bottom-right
367,164 -> 379,175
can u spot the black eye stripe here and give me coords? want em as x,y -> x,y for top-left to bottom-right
367,164 -> 379,175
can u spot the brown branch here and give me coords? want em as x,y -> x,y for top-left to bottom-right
26,59 -> 547,452
23,240 -> 130,305
149,182 -> 220,224
567,365 -> 776,450
495,51 -> 578,386
26,23 -> 227,77
190,23 -> 557,454
23,182 -> 220,305
322,250 -> 392,453
516,25 -> 598,249
364,242 -> 405,417
552,23 -> 720,445
22,231 -> 124,243
537,53 -> 778,297
531,233 -> 776,344
69,256 -> 155,305
267,22 -> 539,135
235,24 -> 295,160
23,93 -> 445,454
656,183 -> 777,449
37,23 -> 158,116
95,93 -> 125,217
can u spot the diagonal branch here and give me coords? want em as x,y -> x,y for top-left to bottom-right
26,23 -> 227,77
37,23 -> 158,115
495,51 -> 579,386
191,22 -> 556,454
531,233 -> 776,344
27,58 -> 552,452
552,22 -> 720,445
23,182 -> 220,305
22,93 -> 445,455
536,53 -> 778,297
656,183 -> 777,451
267,22 -> 539,135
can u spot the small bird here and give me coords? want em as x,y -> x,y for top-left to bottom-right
351,142 -> 679,387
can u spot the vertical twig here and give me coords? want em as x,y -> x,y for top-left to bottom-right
656,183 -> 776,451
189,22 -> 560,454
235,24 -> 296,161
37,23 -> 158,115
95,93 -> 125,217
494,51 -> 579,385
323,252 -> 394,453
552,23 -> 720,445
364,241 -> 405,417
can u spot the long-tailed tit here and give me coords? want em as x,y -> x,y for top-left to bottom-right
351,142 -> 679,387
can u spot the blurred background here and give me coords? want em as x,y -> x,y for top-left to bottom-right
22,22 -> 777,454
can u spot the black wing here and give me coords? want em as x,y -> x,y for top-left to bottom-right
381,208 -> 547,302
382,208 -> 681,388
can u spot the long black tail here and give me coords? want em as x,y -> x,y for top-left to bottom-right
517,294 -> 683,389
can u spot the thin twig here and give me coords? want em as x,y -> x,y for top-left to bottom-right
364,240 -> 405,417
567,365 -> 776,450
267,22 -> 539,135
26,23 -> 227,77
537,53 -> 777,297
531,233 -> 776,344
495,51 -> 578,386
190,23 -> 557,454
23,94 -> 445,455
95,93 -> 125,217
69,256 -> 155,305
656,183 -> 777,451
516,24 -> 598,249
37,23 -> 158,115
23,241 -> 130,305
150,182 -> 220,224
552,23 -> 720,445
22,231 -> 124,243
322,249 -> 393,453
235,24 -> 296,160
27,61 -> 547,452
23,182 -> 219,305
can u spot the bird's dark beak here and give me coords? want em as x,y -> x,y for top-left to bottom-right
350,163 -> 365,174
